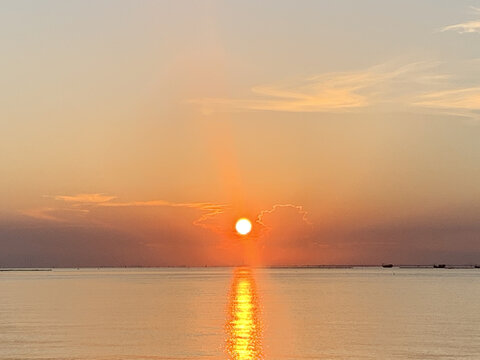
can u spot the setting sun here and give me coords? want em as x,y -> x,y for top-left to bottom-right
235,218 -> 252,235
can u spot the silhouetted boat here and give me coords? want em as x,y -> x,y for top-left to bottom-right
433,264 -> 446,268
382,264 -> 393,268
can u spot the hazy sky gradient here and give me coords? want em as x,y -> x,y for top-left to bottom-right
2,0 -> 480,266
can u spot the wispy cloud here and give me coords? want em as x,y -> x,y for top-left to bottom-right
97,198 -> 228,232
190,62 -> 440,114
442,21 -> 480,34
54,193 -> 117,204
20,207 -> 65,222
19,207 -> 88,222
45,193 -> 229,231
257,204 -> 313,228
23,194 -> 314,241
414,87 -> 480,110
441,7 -> 480,34
191,58 -> 480,120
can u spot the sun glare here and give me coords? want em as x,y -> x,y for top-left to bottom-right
235,218 -> 252,235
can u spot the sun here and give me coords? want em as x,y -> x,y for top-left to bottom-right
235,218 -> 252,235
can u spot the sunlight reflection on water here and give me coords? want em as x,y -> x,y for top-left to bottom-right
2,268 -> 480,359
226,267 -> 263,360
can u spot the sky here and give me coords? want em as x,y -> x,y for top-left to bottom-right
1,0 -> 480,266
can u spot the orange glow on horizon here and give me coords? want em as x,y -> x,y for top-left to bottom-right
226,267 -> 263,360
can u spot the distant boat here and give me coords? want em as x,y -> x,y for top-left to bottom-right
382,264 -> 393,268
475,265 -> 480,269
433,264 -> 446,268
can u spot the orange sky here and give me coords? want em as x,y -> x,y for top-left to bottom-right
1,1 -> 480,266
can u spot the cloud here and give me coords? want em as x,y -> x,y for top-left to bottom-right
442,21 -> 480,34
19,207 -> 89,222
257,204 -> 312,229
414,87 -> 480,109
54,193 -> 117,204
413,87 -> 480,120
441,7 -> 480,34
253,204 -> 317,265
26,194 -> 315,241
191,58 -> 480,120
190,62 -> 439,114
38,193 -> 229,232
20,207 -> 65,222
100,199 -> 229,232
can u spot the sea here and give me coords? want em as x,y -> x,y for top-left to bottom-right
1,267 -> 479,359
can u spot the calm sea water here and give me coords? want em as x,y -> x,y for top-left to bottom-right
1,267 -> 479,359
